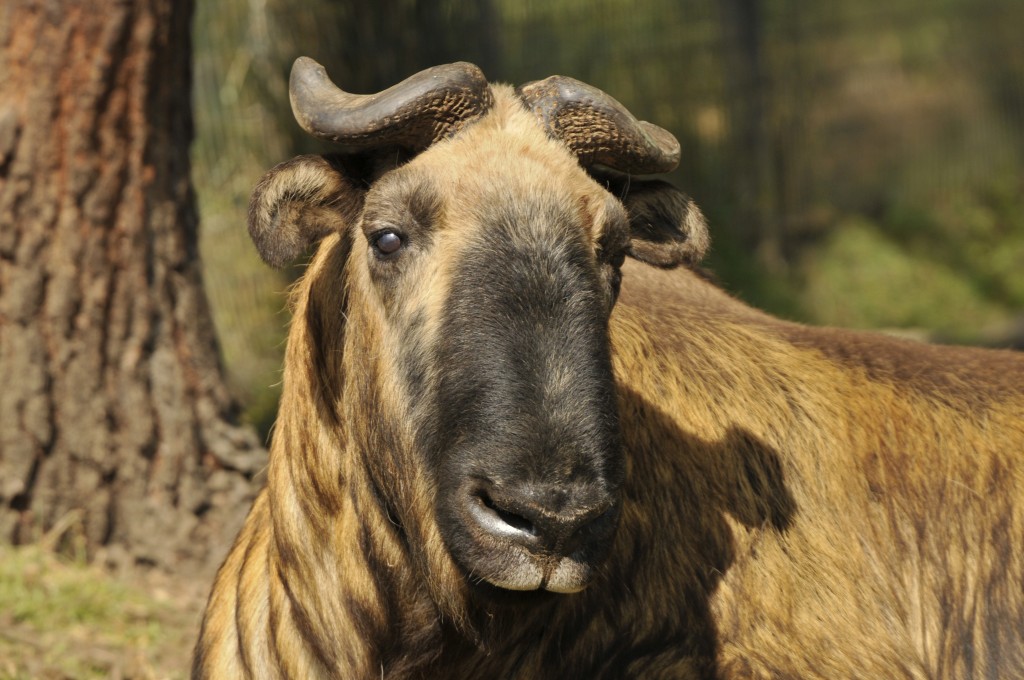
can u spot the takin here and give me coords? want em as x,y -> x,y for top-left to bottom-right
192,57 -> 1024,679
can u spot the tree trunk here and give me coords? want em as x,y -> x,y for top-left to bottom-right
0,0 -> 265,574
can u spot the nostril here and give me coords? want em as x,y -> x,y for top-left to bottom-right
480,492 -> 537,536
462,479 -> 621,563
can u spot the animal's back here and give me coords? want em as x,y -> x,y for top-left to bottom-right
611,261 -> 1024,678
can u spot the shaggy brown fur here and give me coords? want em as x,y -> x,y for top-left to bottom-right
193,83 -> 1024,679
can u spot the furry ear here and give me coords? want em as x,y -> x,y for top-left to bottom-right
594,171 -> 710,268
622,179 -> 709,267
247,155 -> 365,267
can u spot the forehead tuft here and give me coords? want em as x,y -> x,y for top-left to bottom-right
391,85 -> 616,238
436,89 -> 596,179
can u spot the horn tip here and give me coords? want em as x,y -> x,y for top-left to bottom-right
290,56 -> 328,91
292,55 -> 323,72
289,56 -> 332,136
640,121 -> 681,171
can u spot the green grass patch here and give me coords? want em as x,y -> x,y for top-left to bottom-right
799,216 -> 1008,340
0,541 -> 199,680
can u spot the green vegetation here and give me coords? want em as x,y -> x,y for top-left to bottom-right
802,216 -> 1007,335
0,540 -> 199,679
799,177 -> 1024,337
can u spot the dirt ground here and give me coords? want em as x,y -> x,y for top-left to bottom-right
0,543 -> 209,680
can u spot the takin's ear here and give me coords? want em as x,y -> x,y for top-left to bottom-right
622,179 -> 709,268
595,171 -> 710,268
247,154 -> 366,267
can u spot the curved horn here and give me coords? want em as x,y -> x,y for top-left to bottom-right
516,76 -> 680,175
289,56 -> 494,152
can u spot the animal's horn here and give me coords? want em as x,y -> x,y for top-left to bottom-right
289,56 -> 494,152
516,76 -> 680,175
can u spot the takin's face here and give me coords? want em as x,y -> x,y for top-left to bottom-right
354,114 -> 630,595
248,61 -> 708,599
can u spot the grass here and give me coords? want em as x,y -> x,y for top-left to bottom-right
799,216 -> 1009,339
0,526 -> 203,680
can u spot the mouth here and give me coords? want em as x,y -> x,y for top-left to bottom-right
444,484 -> 619,596
463,541 -> 597,594
465,577 -> 560,608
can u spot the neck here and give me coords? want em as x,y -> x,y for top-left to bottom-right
266,380 -> 450,676
258,269 -> 447,675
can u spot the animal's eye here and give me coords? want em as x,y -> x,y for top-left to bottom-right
372,229 -> 404,257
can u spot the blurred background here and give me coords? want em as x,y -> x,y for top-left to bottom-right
193,0 -> 1024,440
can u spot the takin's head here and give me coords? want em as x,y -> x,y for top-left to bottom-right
250,59 -> 708,602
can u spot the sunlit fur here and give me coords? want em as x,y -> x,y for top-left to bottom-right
194,84 -> 1024,679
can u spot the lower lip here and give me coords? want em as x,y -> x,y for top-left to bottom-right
467,578 -> 559,606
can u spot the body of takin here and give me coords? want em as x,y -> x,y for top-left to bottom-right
193,57 -> 1024,679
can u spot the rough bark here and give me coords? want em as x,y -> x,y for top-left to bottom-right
0,0 -> 265,574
